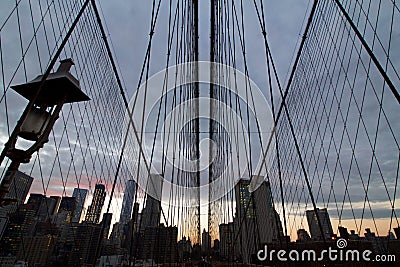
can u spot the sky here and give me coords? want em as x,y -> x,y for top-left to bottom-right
97,0 -> 311,96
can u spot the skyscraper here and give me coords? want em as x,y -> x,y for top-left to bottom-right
235,179 -> 255,219
177,236 -> 192,262
72,188 -> 88,223
201,228 -> 211,253
27,193 -> 46,211
59,197 -> 77,211
306,208 -> 333,240
132,202 -> 139,226
219,222 -> 234,259
27,193 -> 58,221
0,170 -> 33,216
49,196 -> 61,214
252,176 -> 284,243
55,197 -> 77,226
140,174 -> 163,231
119,180 -> 136,225
101,213 -> 113,239
234,178 -> 256,263
85,184 -> 106,224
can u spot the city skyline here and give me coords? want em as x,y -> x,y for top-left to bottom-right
4,172 -> 397,242
3,171 -> 397,239
1,170 -> 399,265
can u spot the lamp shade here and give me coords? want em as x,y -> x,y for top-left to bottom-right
11,59 -> 90,106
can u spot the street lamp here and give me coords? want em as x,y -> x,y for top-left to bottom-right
0,58 -> 90,206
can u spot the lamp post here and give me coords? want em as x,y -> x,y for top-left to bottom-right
0,58 -> 90,206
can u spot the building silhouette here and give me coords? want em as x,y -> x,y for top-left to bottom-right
338,226 -> 350,240
59,196 -> 77,211
394,227 -> 400,240
69,222 -> 103,266
17,235 -> 57,266
0,205 -> 36,255
219,222 -> 234,260
177,236 -> 192,261
119,180 -> 136,225
201,228 -> 211,253
0,170 -> 33,217
297,228 -> 311,242
101,212 -> 113,240
140,174 -> 163,231
26,193 -> 45,209
49,196 -> 61,213
235,178 -> 255,219
122,202 -> 140,251
234,178 -> 257,263
306,208 -> 333,240
141,224 -> 178,263
252,176 -> 284,244
85,184 -> 106,224
27,193 -> 59,221
213,239 -> 220,257
72,188 -> 88,223
55,196 -> 77,227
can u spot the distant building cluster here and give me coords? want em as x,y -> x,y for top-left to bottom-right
0,173 -> 179,266
0,172 -> 399,266
216,178 -> 400,264
0,170 -> 111,266
217,177 -> 285,263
